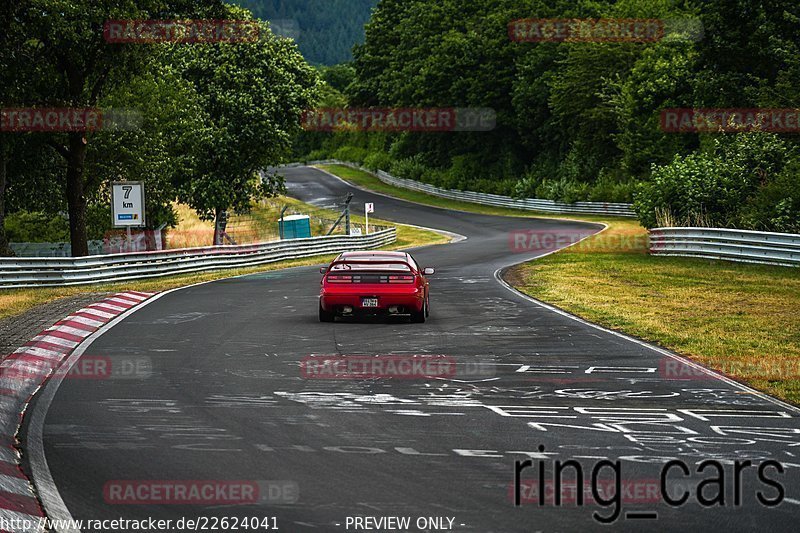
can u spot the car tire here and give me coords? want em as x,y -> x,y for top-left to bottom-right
319,302 -> 335,322
411,300 -> 426,323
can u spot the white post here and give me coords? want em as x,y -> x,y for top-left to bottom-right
365,202 -> 374,235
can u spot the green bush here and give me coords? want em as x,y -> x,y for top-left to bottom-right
514,164 -> 636,203
739,163 -> 800,233
447,154 -> 483,187
634,133 -> 797,229
5,211 -> 69,243
305,149 -> 330,161
514,176 -> 588,203
468,177 -> 517,196
363,151 -> 392,171
85,205 -> 114,241
331,145 -> 368,164
5,204 -> 170,244
389,155 -> 432,182
512,175 -> 537,199
587,172 -> 637,203
427,168 -> 461,190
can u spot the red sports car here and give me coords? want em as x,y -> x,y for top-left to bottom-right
319,251 -> 434,323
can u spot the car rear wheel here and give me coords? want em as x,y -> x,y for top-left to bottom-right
319,302 -> 335,322
410,300 -> 426,323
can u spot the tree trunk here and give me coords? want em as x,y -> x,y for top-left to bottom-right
0,135 -> 13,257
65,133 -> 89,257
212,207 -> 222,246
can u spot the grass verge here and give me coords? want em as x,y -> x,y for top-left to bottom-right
0,197 -> 448,321
505,220 -> 800,405
322,163 -> 800,405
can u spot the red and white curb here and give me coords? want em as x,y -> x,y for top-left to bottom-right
0,291 -> 155,532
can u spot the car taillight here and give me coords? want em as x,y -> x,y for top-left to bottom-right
388,275 -> 414,284
326,275 -> 353,283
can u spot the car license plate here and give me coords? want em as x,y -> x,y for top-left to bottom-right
361,297 -> 379,308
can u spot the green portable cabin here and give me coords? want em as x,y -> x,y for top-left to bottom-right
279,214 -> 312,239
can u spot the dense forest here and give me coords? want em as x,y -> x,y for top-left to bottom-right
301,0 -> 800,232
233,0 -> 377,65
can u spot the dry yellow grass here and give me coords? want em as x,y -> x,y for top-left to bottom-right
168,204 -> 215,249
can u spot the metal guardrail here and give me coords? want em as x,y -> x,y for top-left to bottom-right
302,159 -> 637,217
0,228 -> 396,289
649,227 -> 800,267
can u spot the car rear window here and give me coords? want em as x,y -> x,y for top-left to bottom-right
331,262 -> 411,272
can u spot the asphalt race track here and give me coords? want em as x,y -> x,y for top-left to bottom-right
27,166 -> 800,532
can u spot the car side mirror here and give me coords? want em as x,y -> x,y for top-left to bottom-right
423,267 -> 435,276
320,266 -> 328,274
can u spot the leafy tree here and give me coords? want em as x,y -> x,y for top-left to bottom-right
11,0 -> 229,255
0,0 -> 31,256
169,8 -> 321,243
0,136 -> 10,255
690,0 -> 800,107
319,63 -> 356,94
87,57 -> 213,237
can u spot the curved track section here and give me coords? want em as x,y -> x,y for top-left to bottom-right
28,166 -> 800,532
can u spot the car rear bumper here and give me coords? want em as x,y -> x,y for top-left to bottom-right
320,291 -> 424,313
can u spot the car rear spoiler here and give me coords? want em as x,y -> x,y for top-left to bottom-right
321,259 -> 416,274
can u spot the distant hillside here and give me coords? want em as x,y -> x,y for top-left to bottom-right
233,0 -> 378,65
